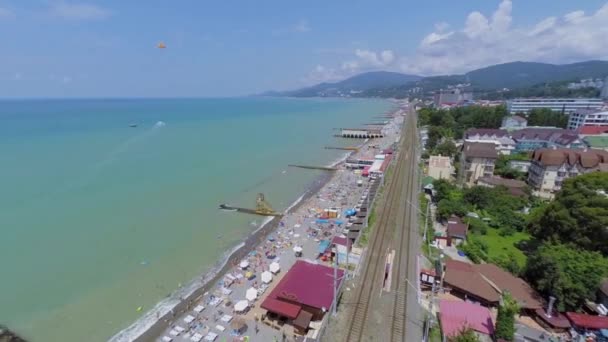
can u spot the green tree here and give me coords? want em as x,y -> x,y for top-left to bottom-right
448,327 -> 480,342
527,172 -> 608,255
527,108 -> 568,128
492,252 -> 522,275
495,292 -> 519,341
433,140 -> 458,158
437,198 -> 468,221
524,243 -> 608,311
432,179 -> 457,203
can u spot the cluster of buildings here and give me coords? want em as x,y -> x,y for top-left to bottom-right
422,260 -> 608,341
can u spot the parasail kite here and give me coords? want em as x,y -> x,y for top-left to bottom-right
157,42 -> 166,49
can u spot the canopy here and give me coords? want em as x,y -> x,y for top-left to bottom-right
246,287 -> 258,301
316,219 -> 329,224
234,300 -> 249,312
261,271 -> 272,284
293,246 -> 303,253
239,260 -> 249,269
269,261 -> 280,274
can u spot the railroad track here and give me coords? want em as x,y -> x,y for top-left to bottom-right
344,111 -> 414,342
390,112 -> 418,342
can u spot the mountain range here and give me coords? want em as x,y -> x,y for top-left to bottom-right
263,60 -> 608,98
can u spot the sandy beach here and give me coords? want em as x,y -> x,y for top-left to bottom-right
117,102 -> 406,342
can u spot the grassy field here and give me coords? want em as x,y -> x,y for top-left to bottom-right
474,228 -> 530,267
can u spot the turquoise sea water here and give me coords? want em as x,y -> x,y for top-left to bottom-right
0,97 -> 392,341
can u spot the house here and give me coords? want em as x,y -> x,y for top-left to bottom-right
510,128 -> 585,152
261,260 -> 344,334
501,115 -> 528,130
477,176 -> 528,197
461,142 -> 498,185
442,260 -> 543,310
439,300 -> 495,342
428,155 -> 453,180
465,128 -> 516,155
446,219 -> 468,242
565,312 -> 608,337
528,148 -> 608,197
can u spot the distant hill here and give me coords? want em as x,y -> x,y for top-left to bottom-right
261,71 -> 422,97
265,60 -> 608,99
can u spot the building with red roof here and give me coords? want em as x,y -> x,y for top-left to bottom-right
439,300 -> 495,341
261,260 -> 344,333
566,312 -> 608,331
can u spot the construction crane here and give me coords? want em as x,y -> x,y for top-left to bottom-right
219,193 -> 282,217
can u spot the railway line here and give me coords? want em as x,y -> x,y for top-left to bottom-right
343,108 -> 419,342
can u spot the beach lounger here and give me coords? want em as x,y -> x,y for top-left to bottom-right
204,332 -> 218,341
168,329 -> 179,336
220,287 -> 232,295
161,336 -> 173,342
193,305 -> 205,313
184,315 -> 196,324
209,297 -> 223,307
215,324 -> 225,332
175,326 -> 186,333
220,314 -> 233,323
190,333 -> 203,342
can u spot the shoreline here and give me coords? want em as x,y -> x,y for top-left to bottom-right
110,103 -> 400,342
111,165 -> 337,342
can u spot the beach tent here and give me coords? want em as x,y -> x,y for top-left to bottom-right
246,287 -> 258,301
234,300 -> 249,313
269,261 -> 280,274
239,260 -> 249,269
261,271 -> 273,284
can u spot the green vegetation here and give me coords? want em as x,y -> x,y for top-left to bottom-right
448,327 -> 480,342
524,244 -> 608,311
358,206 -> 375,247
475,228 -> 528,272
525,108 -> 568,128
495,293 -> 519,341
481,82 -> 601,100
494,153 -> 529,180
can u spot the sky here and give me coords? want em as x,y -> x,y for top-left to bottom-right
1,0 -> 608,98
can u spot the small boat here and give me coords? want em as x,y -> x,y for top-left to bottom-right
129,123 -> 138,128
219,204 -> 237,212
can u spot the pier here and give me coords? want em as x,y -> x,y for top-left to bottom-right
288,164 -> 338,171
338,128 -> 384,139
324,146 -> 359,151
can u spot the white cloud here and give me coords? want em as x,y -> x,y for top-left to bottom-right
400,0 -> 608,75
304,65 -> 341,84
0,7 -> 14,18
50,2 -> 110,20
294,19 -> 311,33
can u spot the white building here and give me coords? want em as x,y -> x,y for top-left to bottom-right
528,148 -> 608,198
461,142 -> 499,185
507,98 -> 604,115
465,129 -> 516,155
567,110 -> 608,130
428,155 -> 453,180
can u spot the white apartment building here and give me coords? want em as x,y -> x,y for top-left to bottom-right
507,98 -> 604,115
567,110 -> 608,130
461,142 -> 499,185
464,129 -> 516,155
528,148 -> 608,198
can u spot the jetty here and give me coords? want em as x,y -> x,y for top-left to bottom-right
336,128 -> 384,139
324,146 -> 359,151
288,164 -> 338,171
219,193 -> 282,217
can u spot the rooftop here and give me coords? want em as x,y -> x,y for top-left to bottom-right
477,176 -> 527,189
566,312 -> 608,330
530,148 -> 608,168
261,260 -> 344,315
466,128 -> 510,138
476,264 -> 543,310
439,300 -> 495,337
429,155 -> 452,169
462,142 -> 498,159
447,222 -> 468,238
578,125 -> 608,135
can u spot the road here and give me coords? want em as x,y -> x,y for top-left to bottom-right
338,105 -> 423,342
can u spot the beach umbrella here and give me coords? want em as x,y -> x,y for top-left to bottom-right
293,246 -> 303,253
269,261 -> 280,274
261,271 -> 272,284
239,260 -> 249,269
234,300 -> 249,313
246,287 -> 258,301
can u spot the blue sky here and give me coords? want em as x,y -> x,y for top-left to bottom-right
1,0 -> 608,97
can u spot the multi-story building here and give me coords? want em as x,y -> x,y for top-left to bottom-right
510,128 -> 585,152
465,128 -> 516,155
528,148 -> 608,197
461,142 -> 498,185
601,76 -> 608,99
567,109 -> 608,130
501,115 -> 527,130
428,155 -> 453,180
506,98 -> 604,115
434,88 -> 473,107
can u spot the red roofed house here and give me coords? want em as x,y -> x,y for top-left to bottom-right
261,260 -> 344,334
439,300 -> 495,342
566,312 -> 608,331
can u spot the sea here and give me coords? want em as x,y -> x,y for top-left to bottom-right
0,97 -> 393,342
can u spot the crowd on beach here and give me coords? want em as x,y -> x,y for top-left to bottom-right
156,107 -> 405,342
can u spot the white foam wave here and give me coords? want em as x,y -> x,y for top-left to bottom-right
326,151 -> 351,168
108,242 -> 244,342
